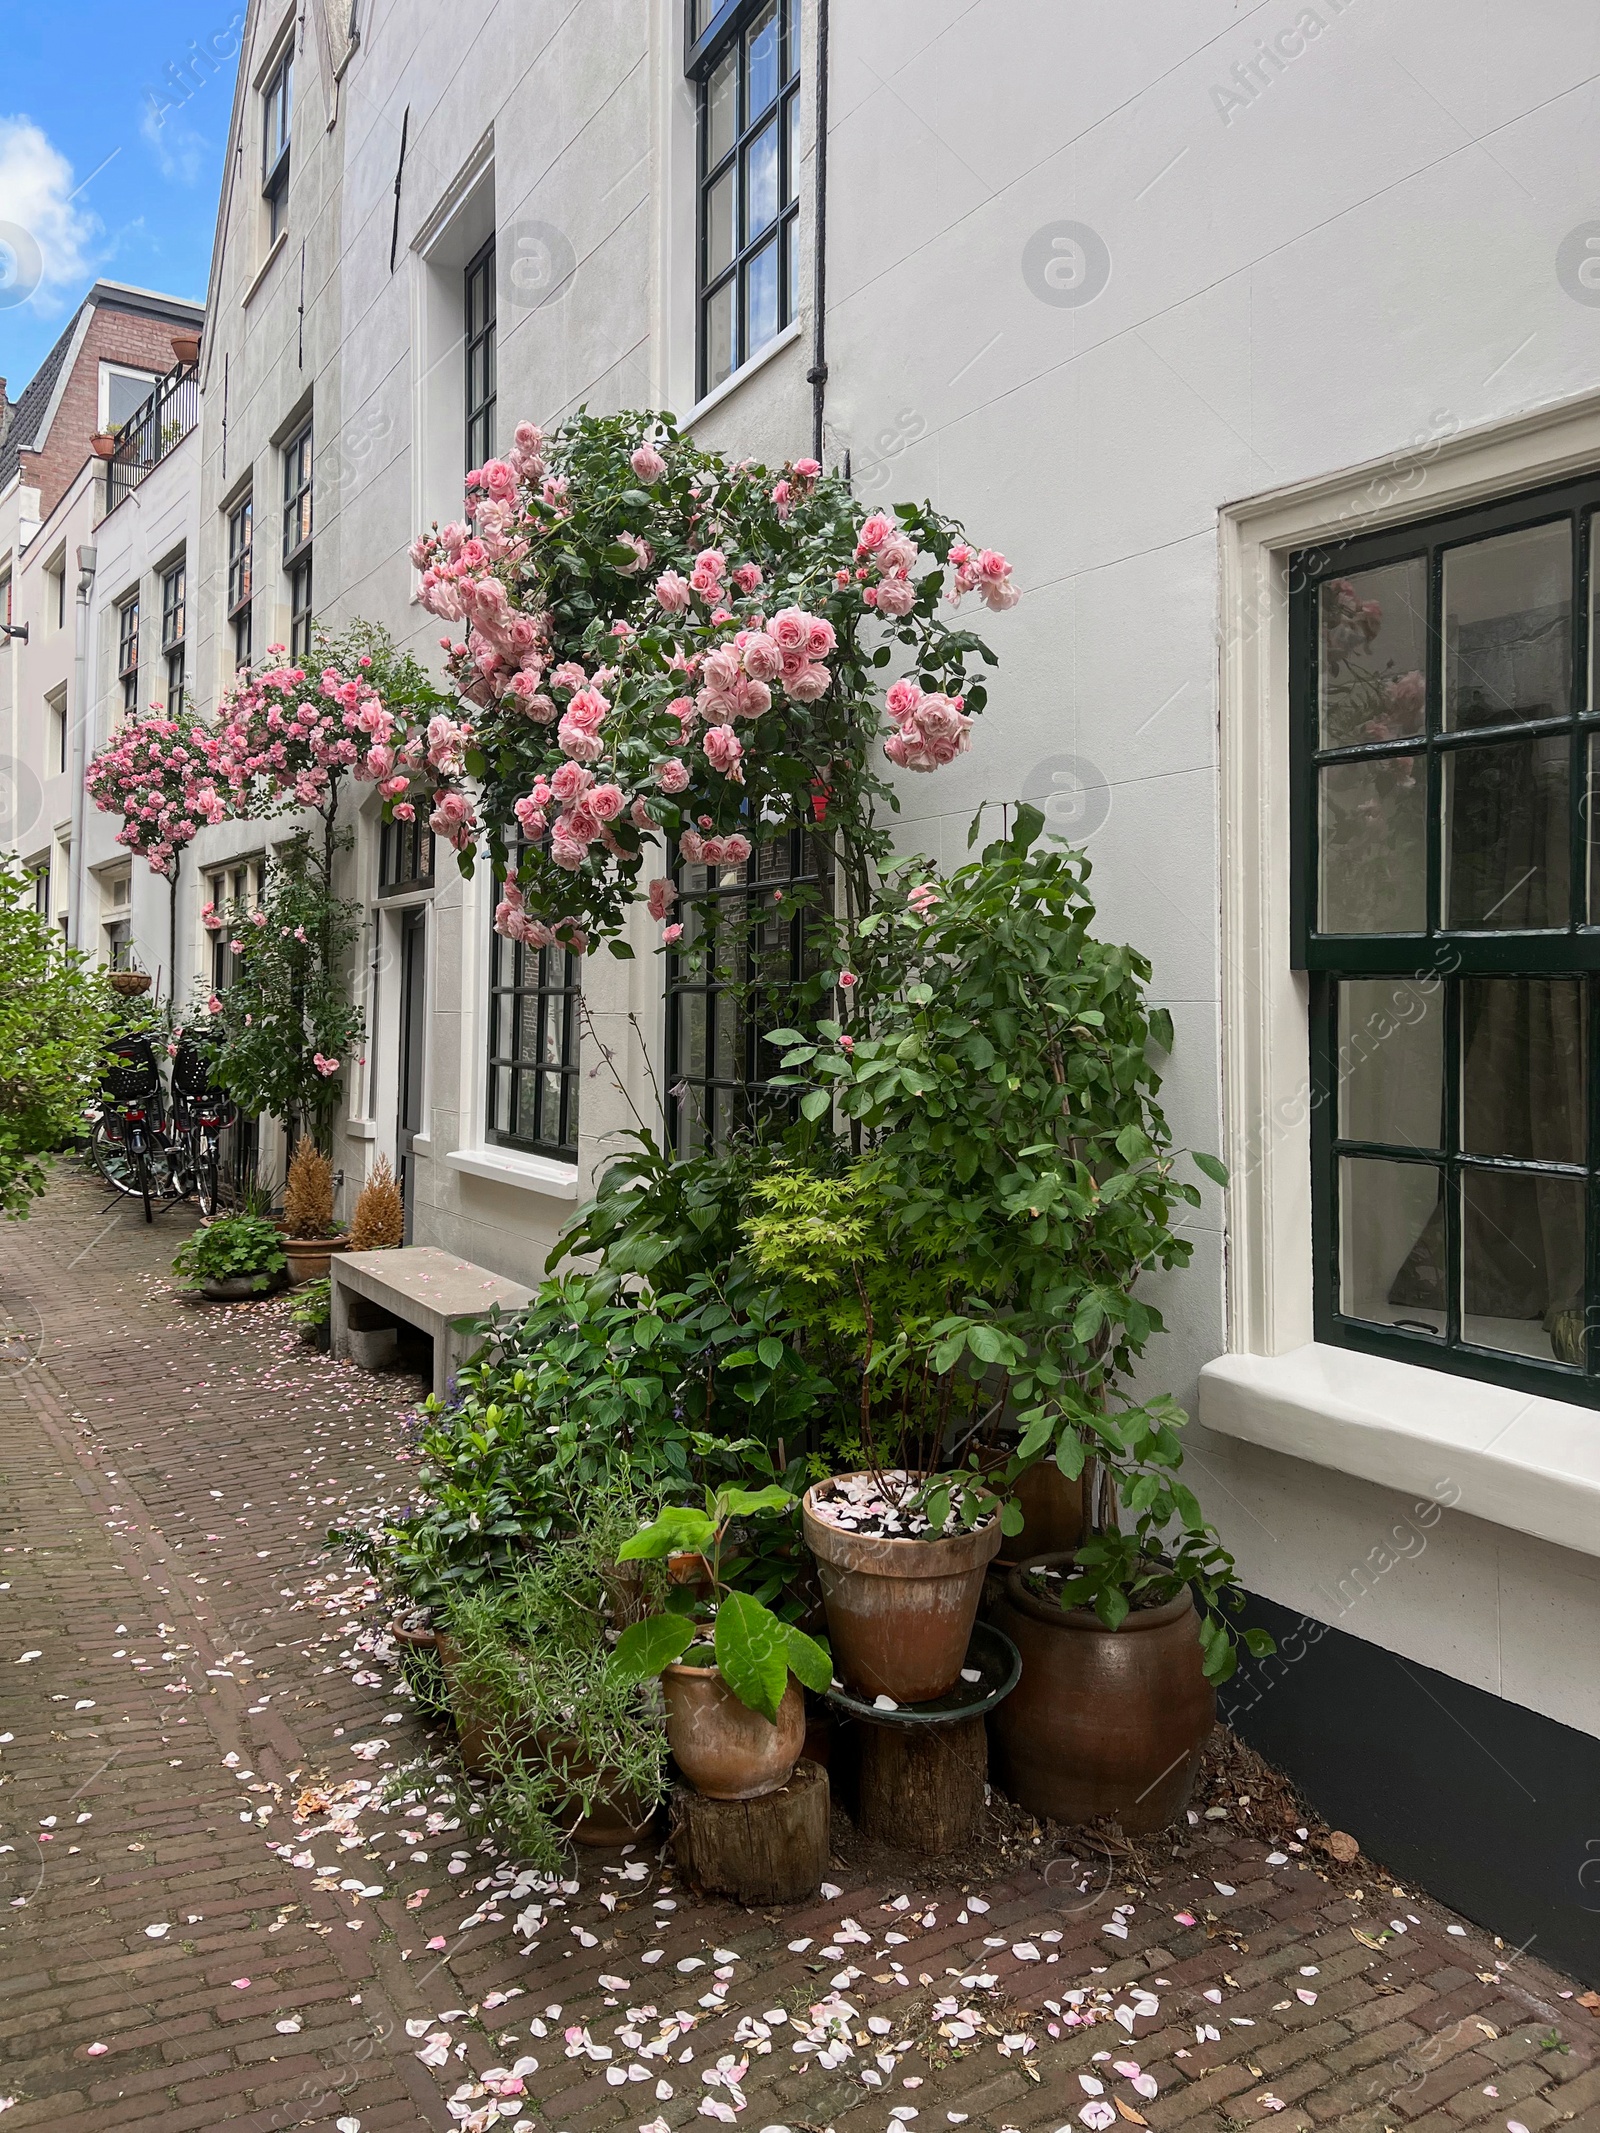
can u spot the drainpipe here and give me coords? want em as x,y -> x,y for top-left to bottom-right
808,0 -> 829,463
66,542 -> 97,950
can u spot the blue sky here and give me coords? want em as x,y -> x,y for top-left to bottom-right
0,0 -> 237,393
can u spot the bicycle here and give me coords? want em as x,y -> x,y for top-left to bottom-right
168,1040 -> 237,1218
98,1038 -> 171,1224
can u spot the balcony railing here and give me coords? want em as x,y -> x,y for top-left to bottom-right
106,360 -> 198,514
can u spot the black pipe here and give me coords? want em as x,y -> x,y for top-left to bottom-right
808,0 -> 829,463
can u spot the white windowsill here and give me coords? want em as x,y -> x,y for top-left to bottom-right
409,1135 -> 432,1158
242,231 -> 289,310
445,1145 -> 581,1199
1198,1342 -> 1600,1563
685,320 -> 804,430
346,1117 -> 376,1142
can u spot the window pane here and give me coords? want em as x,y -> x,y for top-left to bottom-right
705,167 -> 735,279
1461,978 -> 1585,1163
746,2 -> 779,119
785,87 -> 800,206
1443,521 -> 1571,731
706,47 -> 737,167
744,119 -> 779,240
1339,1154 -> 1446,1335
1318,560 -> 1427,748
786,212 -> 799,327
703,280 -> 735,388
1462,1169 -> 1585,1361
1317,756 -> 1426,932
786,0 -> 801,77
107,371 -> 156,429
1337,978 -> 1444,1148
1442,735 -> 1569,928
744,237 -> 779,359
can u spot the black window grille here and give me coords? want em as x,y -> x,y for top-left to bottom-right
667,822 -> 827,1153
1295,471 -> 1600,1404
379,816 -> 435,897
486,838 -> 581,1159
117,595 -> 139,716
688,0 -> 801,400
228,496 -> 253,670
161,558 -> 186,715
263,49 -> 293,242
465,235 -> 497,473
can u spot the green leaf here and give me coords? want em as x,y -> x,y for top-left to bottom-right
999,1499 -> 1025,1537
618,1504 -> 716,1559
799,1089 -> 832,1122
966,1322 -> 1004,1364
783,1621 -> 833,1693
611,1612 -> 696,1683
1192,1150 -> 1230,1187
1243,1627 -> 1277,1658
716,1484 -> 795,1519
713,1591 -> 790,1723
757,1336 -> 785,1369
607,939 -> 636,960
1095,1585 -> 1130,1631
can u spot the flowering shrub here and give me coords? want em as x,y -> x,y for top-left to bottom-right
85,708 -> 228,878
201,831 -> 366,1148
407,411 -> 1020,951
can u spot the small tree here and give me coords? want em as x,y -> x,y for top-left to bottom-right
283,1138 -> 337,1239
348,1156 -> 405,1250
0,852 -> 117,1217
208,832 -> 365,1152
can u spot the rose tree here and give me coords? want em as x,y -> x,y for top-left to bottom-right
407,410 -> 1021,954
85,708 -> 229,880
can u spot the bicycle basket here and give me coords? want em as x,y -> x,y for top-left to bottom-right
103,1040 -> 162,1106
172,1041 -> 221,1099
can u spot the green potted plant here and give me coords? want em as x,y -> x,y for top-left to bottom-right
289,1276 -> 331,1350
611,1486 -> 832,1800
173,1213 -> 287,1301
765,813 -> 1272,1819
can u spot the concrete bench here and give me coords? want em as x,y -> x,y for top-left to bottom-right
329,1247 -> 533,1403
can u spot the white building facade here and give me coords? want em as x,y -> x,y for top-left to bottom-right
37,0 -> 1600,1966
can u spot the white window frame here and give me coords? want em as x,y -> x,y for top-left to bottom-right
98,362 -> 159,434
1205,382 -> 1600,1564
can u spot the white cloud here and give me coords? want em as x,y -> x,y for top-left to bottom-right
0,116 -> 101,313
140,98 -> 210,186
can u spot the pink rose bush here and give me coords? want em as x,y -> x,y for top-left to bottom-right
86,708 -> 228,879
400,409 -> 1020,950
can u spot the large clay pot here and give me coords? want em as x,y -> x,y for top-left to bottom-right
200,1275 -> 270,1302
803,1478 -> 1002,1704
995,1459 -> 1084,1569
662,1662 -> 804,1800
283,1233 -> 350,1286
990,1551 -> 1214,1834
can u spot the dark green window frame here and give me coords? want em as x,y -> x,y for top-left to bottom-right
1293,468 -> 1600,1405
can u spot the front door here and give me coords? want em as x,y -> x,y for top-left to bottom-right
396,905 -> 427,1244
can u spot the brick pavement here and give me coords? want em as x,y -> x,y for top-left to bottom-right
0,1164 -> 1596,2133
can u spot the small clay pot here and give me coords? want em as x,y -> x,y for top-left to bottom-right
662,1661 -> 804,1800
170,332 -> 201,365
90,432 -> 117,460
802,1477 -> 1002,1705
283,1233 -> 350,1285
389,1620 -> 438,1653
989,1551 -> 1215,1834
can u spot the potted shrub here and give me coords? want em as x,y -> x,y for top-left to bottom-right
436,1506 -> 674,1854
173,1214 -> 287,1301
347,1155 -> 404,1250
611,1486 -> 831,1800
281,1139 -> 348,1283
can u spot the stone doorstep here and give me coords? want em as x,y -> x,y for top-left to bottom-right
329,1247 -> 533,1401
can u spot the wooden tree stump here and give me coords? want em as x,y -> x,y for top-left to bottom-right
670,1758 -> 830,1905
856,1716 -> 987,1854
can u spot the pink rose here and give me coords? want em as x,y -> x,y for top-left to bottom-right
654,570 -> 692,613
588,782 -> 624,821
655,757 -> 691,793
875,575 -> 916,619
732,563 -> 763,592
702,725 -> 744,778
769,607 -> 811,656
663,923 -> 684,943
741,632 -> 783,683
647,877 -> 678,921
856,513 -> 892,553
783,663 -> 830,703
631,442 -> 668,483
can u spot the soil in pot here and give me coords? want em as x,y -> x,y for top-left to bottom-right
989,1550 -> 1215,1834
663,1657 -> 805,1800
803,1473 -> 1002,1705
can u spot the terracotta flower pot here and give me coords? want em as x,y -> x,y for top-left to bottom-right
200,1275 -> 269,1303
802,1478 -> 1002,1705
283,1233 -> 350,1285
90,432 -> 117,460
662,1660 -> 805,1800
989,1551 -> 1215,1834
539,1736 -> 660,1847
170,332 -> 201,364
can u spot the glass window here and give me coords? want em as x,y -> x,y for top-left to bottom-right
206,860 -> 263,992
161,558 -> 186,716
486,837 -> 581,1159
117,594 -> 140,717
690,0 -> 801,398
283,426 -> 313,660
263,49 -> 293,243
228,496 -> 253,671
1297,481 -> 1600,1400
666,824 -> 827,1153
464,235 -> 497,474
379,816 -> 435,897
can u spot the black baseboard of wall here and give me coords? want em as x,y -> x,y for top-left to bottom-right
1221,1593 -> 1600,1988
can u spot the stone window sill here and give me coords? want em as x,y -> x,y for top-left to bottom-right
444,1145 -> 580,1199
